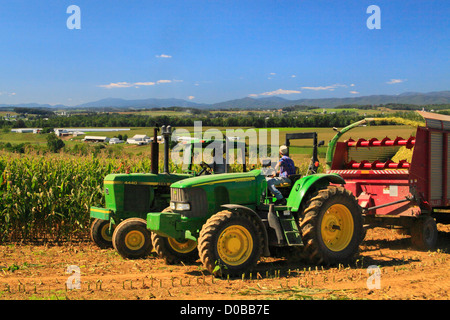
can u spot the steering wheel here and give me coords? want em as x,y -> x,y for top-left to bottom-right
198,161 -> 213,175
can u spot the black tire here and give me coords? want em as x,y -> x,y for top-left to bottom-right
299,185 -> 363,265
151,207 -> 199,264
90,219 -> 114,249
198,210 -> 264,276
411,216 -> 438,251
112,218 -> 153,259
152,233 -> 199,264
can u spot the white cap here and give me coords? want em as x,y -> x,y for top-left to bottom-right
279,145 -> 288,155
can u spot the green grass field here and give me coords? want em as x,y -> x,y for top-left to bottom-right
0,125 -> 417,166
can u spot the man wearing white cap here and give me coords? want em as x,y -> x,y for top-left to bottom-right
266,145 -> 296,205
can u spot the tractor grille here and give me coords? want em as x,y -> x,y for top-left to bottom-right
171,187 -> 208,218
124,184 -> 151,213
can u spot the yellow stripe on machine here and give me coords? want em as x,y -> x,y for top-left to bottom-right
103,181 -> 161,186
90,208 -> 111,213
195,177 -> 255,187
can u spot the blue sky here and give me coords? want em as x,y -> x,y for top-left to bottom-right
0,0 -> 448,106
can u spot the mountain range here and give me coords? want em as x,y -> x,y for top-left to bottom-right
1,91 -> 450,111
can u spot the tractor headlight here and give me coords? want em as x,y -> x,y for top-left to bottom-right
170,202 -> 191,211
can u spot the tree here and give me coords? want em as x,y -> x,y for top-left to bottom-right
13,119 -> 27,128
46,133 -> 65,153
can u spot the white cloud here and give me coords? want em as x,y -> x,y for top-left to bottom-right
97,82 -> 134,89
187,96 -> 195,100
156,54 -> 172,58
386,79 -> 407,84
249,88 -> 301,97
291,75 -> 297,78
134,82 -> 156,86
99,79 -> 179,88
269,72 -> 276,75
0,91 -> 16,96
350,83 -> 355,87
301,83 -> 347,91
349,91 -> 359,94
156,79 -> 172,84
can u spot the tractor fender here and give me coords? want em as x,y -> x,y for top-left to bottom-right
287,173 -> 346,213
220,204 -> 270,257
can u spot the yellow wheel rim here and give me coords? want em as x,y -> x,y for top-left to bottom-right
320,204 -> 354,252
217,225 -> 253,266
167,238 -> 197,254
124,230 -> 145,251
100,224 -> 113,242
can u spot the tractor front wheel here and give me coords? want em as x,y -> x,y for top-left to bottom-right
152,234 -> 198,264
198,210 -> 264,277
300,186 -> 363,265
112,218 -> 153,259
90,219 -> 114,249
151,207 -> 199,264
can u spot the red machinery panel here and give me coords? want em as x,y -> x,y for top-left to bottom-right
328,111 -> 450,217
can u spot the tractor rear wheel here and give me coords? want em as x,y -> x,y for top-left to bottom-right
300,186 -> 363,265
411,215 -> 438,251
152,207 -> 198,264
90,219 -> 114,249
112,218 -> 153,259
198,210 -> 264,277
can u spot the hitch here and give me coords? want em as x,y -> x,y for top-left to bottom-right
363,196 -> 414,214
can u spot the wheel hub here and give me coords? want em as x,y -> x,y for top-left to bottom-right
168,238 -> 197,253
218,226 -> 253,265
125,231 -> 145,250
100,224 -> 113,241
321,204 -> 354,252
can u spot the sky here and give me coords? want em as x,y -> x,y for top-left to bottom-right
0,0 -> 448,106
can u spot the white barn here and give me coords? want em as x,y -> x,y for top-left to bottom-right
82,136 -> 110,143
126,135 -> 150,145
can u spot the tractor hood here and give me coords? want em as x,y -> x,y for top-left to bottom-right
99,173 -> 191,219
170,169 -> 262,189
104,173 -> 191,187
168,169 -> 266,215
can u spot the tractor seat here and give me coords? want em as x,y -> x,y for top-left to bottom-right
275,174 -> 302,188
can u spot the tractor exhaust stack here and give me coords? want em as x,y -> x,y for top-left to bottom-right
161,125 -> 172,174
151,127 -> 159,174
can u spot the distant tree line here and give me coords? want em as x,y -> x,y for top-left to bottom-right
13,107 -> 55,116
0,109 -> 426,130
334,103 -> 450,111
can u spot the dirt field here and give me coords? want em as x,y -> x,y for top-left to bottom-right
1,224 -> 449,302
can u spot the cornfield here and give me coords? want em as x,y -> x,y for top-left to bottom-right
0,152 -> 247,242
0,147 -> 319,243
0,152 -> 159,242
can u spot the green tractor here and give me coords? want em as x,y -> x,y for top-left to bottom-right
89,125 -> 247,259
147,132 -> 364,275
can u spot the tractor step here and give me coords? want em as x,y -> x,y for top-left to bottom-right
274,207 -> 303,246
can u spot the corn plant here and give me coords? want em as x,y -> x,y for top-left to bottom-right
0,152 -> 154,242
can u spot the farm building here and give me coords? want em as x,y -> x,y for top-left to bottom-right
109,137 -> 124,144
82,136 -> 110,143
54,129 -> 71,137
126,135 -> 150,145
11,128 -> 42,134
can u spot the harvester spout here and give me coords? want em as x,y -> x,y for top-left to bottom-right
325,119 -> 368,171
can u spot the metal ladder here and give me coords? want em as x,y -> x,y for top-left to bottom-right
274,206 -> 303,246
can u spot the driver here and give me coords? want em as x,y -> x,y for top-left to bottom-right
266,145 -> 296,205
